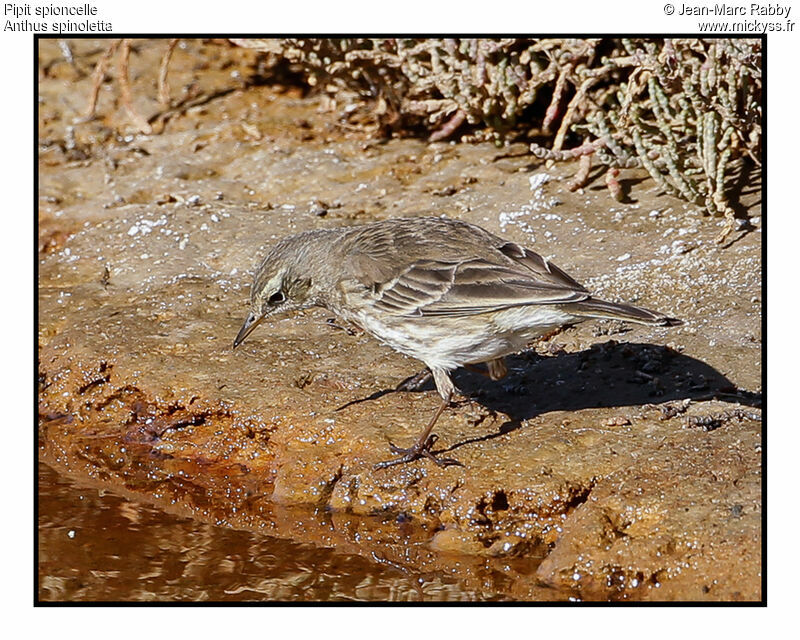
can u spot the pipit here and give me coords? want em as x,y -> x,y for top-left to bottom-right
234,217 -> 680,468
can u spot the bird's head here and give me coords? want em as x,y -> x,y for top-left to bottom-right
232,230 -> 332,349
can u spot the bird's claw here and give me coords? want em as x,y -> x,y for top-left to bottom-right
394,369 -> 433,392
374,434 -> 462,469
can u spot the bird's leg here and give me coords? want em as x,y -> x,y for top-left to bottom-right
374,368 -> 462,469
486,357 -> 508,381
374,394 -> 459,469
463,357 -> 508,381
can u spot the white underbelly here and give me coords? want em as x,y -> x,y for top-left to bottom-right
350,306 -> 577,371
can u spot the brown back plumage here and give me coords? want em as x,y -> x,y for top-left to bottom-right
338,217 -> 592,317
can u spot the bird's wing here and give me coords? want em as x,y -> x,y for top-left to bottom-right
364,241 -> 590,317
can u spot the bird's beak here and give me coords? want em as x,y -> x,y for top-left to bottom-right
233,312 -> 263,349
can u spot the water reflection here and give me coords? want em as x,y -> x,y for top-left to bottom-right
38,463 -> 558,602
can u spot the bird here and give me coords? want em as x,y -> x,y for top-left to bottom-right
233,216 -> 680,469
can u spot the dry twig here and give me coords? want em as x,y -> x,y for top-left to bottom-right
158,39 -> 179,106
118,39 -> 153,134
83,39 -> 119,119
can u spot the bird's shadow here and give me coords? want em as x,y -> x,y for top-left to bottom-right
338,340 -> 760,451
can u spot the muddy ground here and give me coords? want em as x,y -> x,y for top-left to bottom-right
37,39 -> 762,601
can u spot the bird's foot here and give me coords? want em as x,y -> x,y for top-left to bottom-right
373,434 -> 462,469
463,357 -> 508,381
394,369 -> 433,392
324,317 -> 363,336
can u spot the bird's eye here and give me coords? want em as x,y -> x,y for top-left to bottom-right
268,291 -> 285,304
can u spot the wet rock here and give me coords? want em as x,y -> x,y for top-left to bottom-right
535,418 -> 761,601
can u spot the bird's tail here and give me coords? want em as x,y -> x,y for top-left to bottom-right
562,298 -> 682,326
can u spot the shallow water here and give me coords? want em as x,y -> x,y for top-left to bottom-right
39,462 -> 571,602
37,462 -> 454,601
